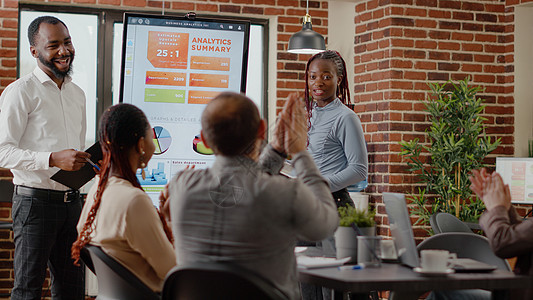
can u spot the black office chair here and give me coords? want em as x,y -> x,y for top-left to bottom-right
0,179 -> 14,230
417,232 -> 511,271
429,212 -> 473,234
162,262 -> 289,300
0,181 -> 13,300
84,245 -> 160,300
79,246 -> 95,275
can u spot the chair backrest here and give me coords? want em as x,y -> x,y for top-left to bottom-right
417,232 -> 511,271
162,262 -> 289,300
0,179 -> 14,203
430,212 -> 473,234
80,246 -> 95,275
0,179 -> 13,230
84,245 -> 160,300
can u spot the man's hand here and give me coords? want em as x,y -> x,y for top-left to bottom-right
49,149 -> 90,171
159,184 -> 171,221
469,168 -> 490,199
159,165 -> 194,222
283,93 -> 307,155
271,93 -> 307,156
271,110 -> 286,155
481,172 -> 511,211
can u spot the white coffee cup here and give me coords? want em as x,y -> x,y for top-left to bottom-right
420,249 -> 452,272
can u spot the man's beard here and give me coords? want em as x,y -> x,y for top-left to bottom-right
38,53 -> 74,79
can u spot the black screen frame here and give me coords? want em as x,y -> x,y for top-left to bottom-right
118,12 -> 251,103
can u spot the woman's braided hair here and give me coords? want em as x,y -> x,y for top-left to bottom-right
71,103 -> 173,265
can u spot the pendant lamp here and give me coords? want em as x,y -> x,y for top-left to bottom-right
287,0 -> 326,54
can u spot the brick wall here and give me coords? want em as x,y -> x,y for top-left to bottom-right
1,0 -> 532,297
0,0 -> 327,297
350,0 -> 533,239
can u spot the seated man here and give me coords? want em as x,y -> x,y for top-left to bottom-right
166,92 -> 339,299
428,169 -> 533,300
470,168 -> 533,299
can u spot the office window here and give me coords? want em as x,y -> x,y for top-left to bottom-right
112,23 -> 123,106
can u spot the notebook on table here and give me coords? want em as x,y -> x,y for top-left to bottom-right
383,192 -> 497,273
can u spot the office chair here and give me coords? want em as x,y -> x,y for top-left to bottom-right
429,212 -> 473,234
84,245 -> 160,300
0,179 -> 14,230
0,181 -> 13,300
162,262 -> 289,300
417,232 -> 511,271
79,246 -> 95,275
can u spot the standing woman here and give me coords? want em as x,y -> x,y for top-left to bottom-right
71,103 -> 176,292
301,50 -> 369,300
305,50 -> 368,208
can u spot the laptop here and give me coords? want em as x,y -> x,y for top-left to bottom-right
383,192 -> 497,273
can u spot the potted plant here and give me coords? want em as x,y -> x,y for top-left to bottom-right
399,77 -> 500,231
334,204 -> 376,262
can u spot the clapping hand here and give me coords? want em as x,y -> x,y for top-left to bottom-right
481,172 -> 511,211
159,165 -> 195,221
271,93 -> 307,156
469,168 -> 491,199
469,168 -> 511,211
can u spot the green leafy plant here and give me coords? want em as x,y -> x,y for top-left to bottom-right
399,77 -> 501,226
338,205 -> 375,227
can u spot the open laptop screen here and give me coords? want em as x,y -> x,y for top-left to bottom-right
383,192 -> 420,268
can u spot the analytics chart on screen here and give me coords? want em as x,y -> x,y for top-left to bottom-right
120,13 -> 250,204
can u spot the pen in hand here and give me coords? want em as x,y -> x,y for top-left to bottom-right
75,148 -> 101,171
85,157 -> 101,171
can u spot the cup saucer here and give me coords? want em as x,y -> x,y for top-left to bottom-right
413,267 -> 454,276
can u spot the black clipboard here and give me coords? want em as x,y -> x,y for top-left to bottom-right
51,142 -> 103,190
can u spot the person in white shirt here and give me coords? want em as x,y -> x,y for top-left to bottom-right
0,16 -> 89,299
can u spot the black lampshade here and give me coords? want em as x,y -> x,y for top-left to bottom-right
288,17 -> 326,54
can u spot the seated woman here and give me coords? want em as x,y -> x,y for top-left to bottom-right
71,103 -> 176,292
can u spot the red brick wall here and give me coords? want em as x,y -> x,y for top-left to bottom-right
0,0 -> 327,297
1,0 -> 532,297
350,0 -> 533,239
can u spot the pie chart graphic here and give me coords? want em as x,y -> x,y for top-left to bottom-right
152,126 -> 172,155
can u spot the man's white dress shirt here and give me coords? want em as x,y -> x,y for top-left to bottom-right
0,67 -> 86,191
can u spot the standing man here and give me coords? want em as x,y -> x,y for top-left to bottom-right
0,16 -> 88,299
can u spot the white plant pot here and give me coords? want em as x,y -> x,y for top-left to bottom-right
334,226 -> 375,263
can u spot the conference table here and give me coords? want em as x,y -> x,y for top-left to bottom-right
298,262 -> 532,300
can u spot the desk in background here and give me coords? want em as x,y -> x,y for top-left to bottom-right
298,263 -> 532,300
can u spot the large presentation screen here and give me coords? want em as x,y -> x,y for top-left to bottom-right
496,157 -> 533,204
120,13 -> 250,204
